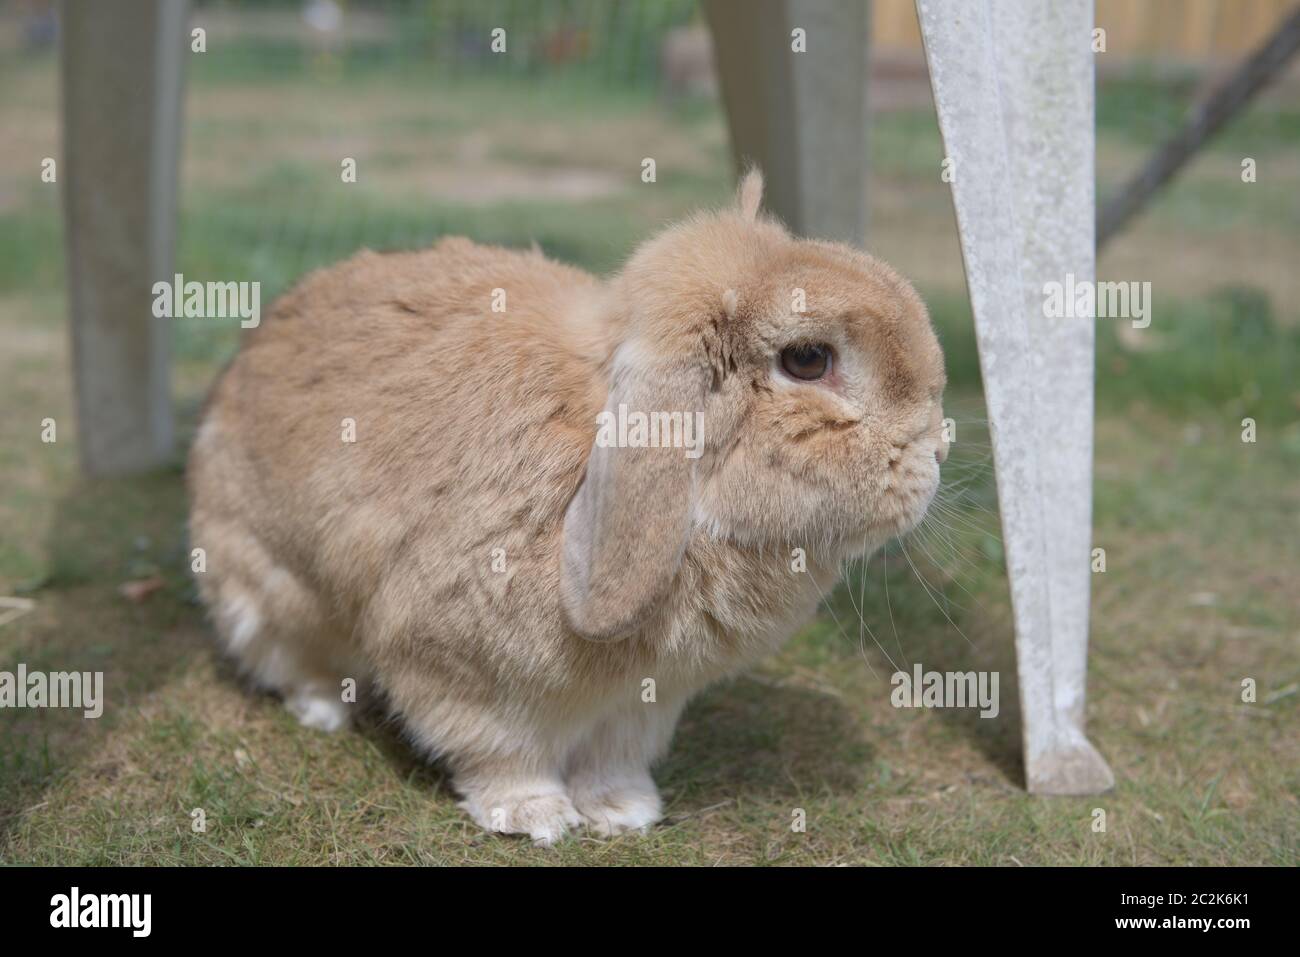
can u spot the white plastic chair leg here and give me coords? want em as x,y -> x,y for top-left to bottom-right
916,0 -> 1114,793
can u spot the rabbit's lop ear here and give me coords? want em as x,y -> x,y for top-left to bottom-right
560,344 -> 706,642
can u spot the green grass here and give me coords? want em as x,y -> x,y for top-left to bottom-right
0,45 -> 1296,865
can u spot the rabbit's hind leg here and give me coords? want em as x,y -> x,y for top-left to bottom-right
193,519 -> 356,733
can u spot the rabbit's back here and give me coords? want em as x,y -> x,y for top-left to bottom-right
188,239 -> 612,653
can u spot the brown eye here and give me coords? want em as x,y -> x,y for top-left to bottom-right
780,344 -> 832,381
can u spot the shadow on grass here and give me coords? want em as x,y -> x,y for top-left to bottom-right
0,464 -> 204,847
832,529 -> 1027,791
920,621 -> 1025,788
660,677 -> 872,811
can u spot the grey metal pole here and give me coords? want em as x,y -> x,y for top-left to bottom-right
61,0 -> 189,475
703,0 -> 870,245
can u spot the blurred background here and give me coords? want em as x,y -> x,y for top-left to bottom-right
0,0 -> 1296,865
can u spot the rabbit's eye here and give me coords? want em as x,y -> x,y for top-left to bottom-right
780,344 -> 832,381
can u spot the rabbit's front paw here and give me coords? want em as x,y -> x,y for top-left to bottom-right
461,786 -> 583,847
571,773 -> 663,837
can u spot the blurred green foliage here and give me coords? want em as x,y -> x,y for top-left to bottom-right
191,0 -> 701,86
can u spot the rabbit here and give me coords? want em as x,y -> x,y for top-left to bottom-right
187,170 -> 948,844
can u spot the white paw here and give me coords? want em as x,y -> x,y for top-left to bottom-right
462,790 -> 584,847
286,690 -> 350,732
572,778 -> 663,837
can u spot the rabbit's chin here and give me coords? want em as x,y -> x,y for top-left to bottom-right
854,477 -> 941,550
837,515 -> 929,564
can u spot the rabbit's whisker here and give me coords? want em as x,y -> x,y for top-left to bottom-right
898,538 -> 978,651
882,544 -> 912,671
828,556 -> 900,677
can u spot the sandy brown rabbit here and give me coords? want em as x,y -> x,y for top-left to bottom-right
187,171 -> 948,843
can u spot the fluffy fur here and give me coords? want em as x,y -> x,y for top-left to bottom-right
187,171 -> 947,844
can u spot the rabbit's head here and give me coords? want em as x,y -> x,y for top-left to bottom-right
561,171 -> 947,641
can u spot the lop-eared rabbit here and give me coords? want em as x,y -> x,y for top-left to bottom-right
188,172 -> 948,843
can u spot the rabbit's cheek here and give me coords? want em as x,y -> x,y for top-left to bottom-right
886,449 -> 941,533
861,436 -> 941,539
